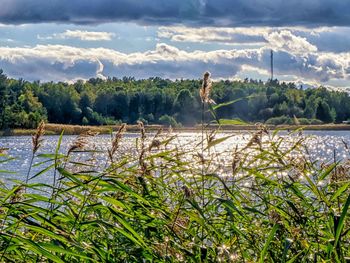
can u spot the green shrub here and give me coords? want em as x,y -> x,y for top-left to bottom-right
82,116 -> 89,126
296,118 -> 311,125
265,115 -> 291,125
158,114 -> 179,127
309,118 -> 323,125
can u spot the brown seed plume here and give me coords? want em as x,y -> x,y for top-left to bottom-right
148,128 -> 162,151
32,121 -> 45,154
0,148 -> 9,154
108,123 -> 127,162
199,71 -> 215,104
68,130 -> 99,156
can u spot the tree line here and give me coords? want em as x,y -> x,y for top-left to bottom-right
1,69 -> 350,129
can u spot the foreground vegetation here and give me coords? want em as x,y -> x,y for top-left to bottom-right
1,72 -> 350,262
0,121 -> 350,262
1,69 -> 350,129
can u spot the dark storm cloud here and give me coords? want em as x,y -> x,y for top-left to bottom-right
1,0 -> 350,27
0,0 -> 202,25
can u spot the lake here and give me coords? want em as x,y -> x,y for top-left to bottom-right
0,130 -> 349,186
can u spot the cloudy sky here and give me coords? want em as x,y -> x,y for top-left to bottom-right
0,0 -> 350,88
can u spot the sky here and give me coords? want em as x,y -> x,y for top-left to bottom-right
0,0 -> 350,88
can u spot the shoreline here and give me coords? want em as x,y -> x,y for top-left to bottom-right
1,123 -> 350,136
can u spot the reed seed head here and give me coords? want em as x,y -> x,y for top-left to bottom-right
269,210 -> 282,224
232,146 -> 241,174
200,71 -> 215,104
148,128 -> 162,151
182,185 -> 193,198
148,139 -> 161,151
108,123 -> 127,161
10,185 -> 24,203
32,121 -> 45,154
137,121 -> 146,141
68,130 -> 98,155
0,147 -> 9,154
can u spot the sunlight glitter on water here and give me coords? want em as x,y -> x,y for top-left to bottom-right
0,130 -> 349,185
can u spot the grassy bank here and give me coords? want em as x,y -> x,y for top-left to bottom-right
0,123 -> 164,136
1,123 -> 350,136
0,123 -> 350,262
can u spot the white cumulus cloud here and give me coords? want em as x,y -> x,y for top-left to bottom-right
38,30 -> 115,41
158,26 -> 268,44
158,26 -> 330,54
0,43 -> 349,85
265,30 -> 318,53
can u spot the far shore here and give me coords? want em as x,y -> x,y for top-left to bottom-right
1,123 -> 350,136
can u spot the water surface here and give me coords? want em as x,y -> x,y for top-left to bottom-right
0,130 -> 349,185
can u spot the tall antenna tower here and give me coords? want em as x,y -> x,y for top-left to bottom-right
270,49 -> 274,81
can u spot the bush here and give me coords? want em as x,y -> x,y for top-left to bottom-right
82,117 -> 89,126
144,113 -> 154,123
158,114 -> 179,127
265,115 -> 291,125
296,118 -> 311,125
84,107 -> 117,125
103,117 -> 118,125
309,118 -> 323,125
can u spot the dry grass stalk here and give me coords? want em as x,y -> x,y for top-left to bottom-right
32,121 -> 45,154
330,162 -> 350,183
138,121 -> 146,142
148,139 -> 161,151
68,130 -> 99,156
0,148 -> 9,154
269,210 -> 282,224
231,145 -> 241,174
246,131 -> 262,148
341,139 -> 348,150
245,125 -> 269,149
9,186 -> 25,204
195,152 -> 206,165
182,185 -> 193,199
137,121 -> 150,176
207,129 -> 216,145
148,128 -> 162,151
108,124 -> 127,162
199,71 -> 215,104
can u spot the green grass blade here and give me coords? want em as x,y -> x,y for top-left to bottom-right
208,103 -> 220,124
319,162 -> 338,181
334,193 -> 350,252
212,97 -> 247,110
259,224 -> 280,263
38,242 -> 91,260
0,170 -> 16,174
113,217 -> 148,249
205,135 -> 233,150
286,250 -> 305,263
331,182 -> 350,202
8,234 -> 65,263
29,163 -> 55,180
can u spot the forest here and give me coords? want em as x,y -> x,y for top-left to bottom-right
1,69 -> 350,129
